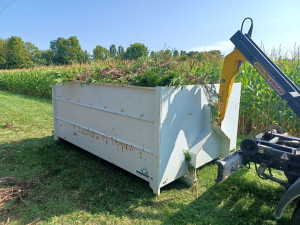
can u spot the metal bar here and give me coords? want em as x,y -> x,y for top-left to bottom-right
258,141 -> 296,153
262,172 -> 291,189
232,31 -> 299,93
245,34 -> 299,92
257,143 -> 294,157
272,133 -> 300,142
55,116 -> 154,155
230,30 -> 300,117
55,97 -> 155,123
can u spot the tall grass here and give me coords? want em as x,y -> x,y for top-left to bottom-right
0,55 -> 299,136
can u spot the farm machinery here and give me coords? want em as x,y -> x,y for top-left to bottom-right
215,18 -> 300,224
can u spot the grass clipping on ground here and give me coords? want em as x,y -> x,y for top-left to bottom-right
0,177 -> 41,216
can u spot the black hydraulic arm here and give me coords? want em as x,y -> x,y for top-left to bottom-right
230,27 -> 300,117
216,18 -> 300,222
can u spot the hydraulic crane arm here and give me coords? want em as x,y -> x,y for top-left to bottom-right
216,18 -> 300,223
217,48 -> 246,124
217,18 -> 300,125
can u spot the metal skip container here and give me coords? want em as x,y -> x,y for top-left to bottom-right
52,81 -> 241,194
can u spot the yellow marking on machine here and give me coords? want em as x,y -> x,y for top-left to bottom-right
254,62 -> 271,80
258,148 -> 264,154
254,62 -> 285,95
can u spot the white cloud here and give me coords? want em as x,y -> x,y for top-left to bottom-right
189,41 -> 234,55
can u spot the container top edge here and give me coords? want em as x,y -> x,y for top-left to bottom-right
52,80 -> 241,89
53,80 -> 156,90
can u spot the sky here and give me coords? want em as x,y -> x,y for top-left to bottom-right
0,0 -> 300,56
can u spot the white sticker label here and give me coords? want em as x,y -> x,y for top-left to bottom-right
281,153 -> 289,160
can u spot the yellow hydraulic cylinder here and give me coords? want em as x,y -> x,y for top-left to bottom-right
217,48 -> 247,125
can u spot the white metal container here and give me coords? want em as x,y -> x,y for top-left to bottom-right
52,81 -> 241,194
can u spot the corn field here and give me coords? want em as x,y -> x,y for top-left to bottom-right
0,56 -> 299,136
237,59 -> 299,136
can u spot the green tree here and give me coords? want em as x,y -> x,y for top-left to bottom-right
195,50 -> 223,62
164,49 -> 172,58
50,36 -> 84,64
117,45 -> 124,58
180,50 -> 187,56
156,49 -> 172,59
124,43 -> 148,60
82,50 -> 91,63
6,36 -> 28,68
93,45 -> 109,60
25,42 -> 41,66
150,51 -> 156,58
180,50 -> 188,60
109,44 -> 117,58
41,50 -> 54,65
208,50 -> 223,60
187,51 -> 198,58
0,39 -> 8,69
173,49 -> 179,58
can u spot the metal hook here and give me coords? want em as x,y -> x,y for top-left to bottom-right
240,17 -> 253,38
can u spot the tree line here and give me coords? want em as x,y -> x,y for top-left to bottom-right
0,35 -> 222,69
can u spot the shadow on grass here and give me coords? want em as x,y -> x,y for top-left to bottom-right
162,173 -> 292,225
0,136 -> 293,224
0,136 -> 159,223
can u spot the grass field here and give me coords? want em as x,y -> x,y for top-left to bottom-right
0,90 -> 296,224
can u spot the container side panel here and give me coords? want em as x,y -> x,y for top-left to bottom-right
57,119 -> 155,182
158,85 -> 205,187
194,133 -> 221,166
54,82 -> 156,120
53,82 -> 157,192
55,100 -> 155,151
158,84 -> 241,189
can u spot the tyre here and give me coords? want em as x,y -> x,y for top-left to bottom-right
291,201 -> 300,225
